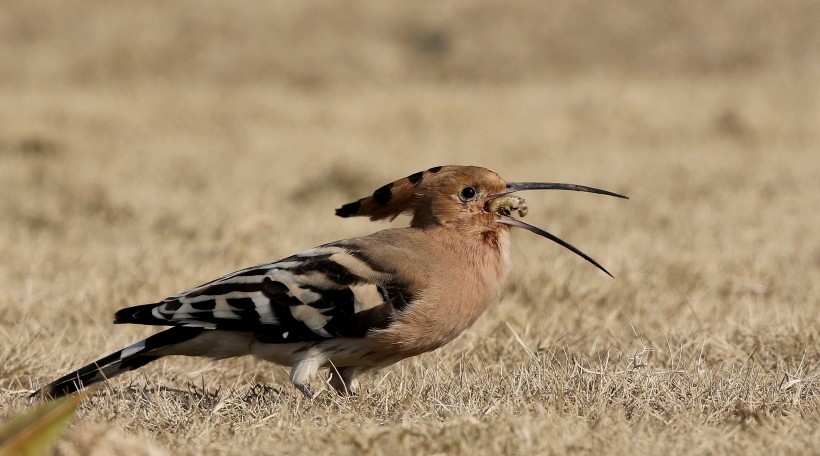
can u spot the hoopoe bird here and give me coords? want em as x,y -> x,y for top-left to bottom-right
34,165 -> 626,399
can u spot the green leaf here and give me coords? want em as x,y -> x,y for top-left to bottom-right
0,396 -> 80,456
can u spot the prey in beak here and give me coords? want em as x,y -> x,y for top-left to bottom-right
486,182 -> 628,277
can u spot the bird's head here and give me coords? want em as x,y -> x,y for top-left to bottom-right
336,165 -> 627,276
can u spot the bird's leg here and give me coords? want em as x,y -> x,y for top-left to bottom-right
290,354 -> 324,399
294,383 -> 315,400
328,366 -> 360,397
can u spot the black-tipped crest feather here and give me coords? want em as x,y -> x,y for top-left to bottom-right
335,166 -> 448,220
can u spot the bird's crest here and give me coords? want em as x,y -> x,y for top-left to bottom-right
335,165 -> 448,221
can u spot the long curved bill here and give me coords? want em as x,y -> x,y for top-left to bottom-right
496,215 -> 614,277
491,181 -> 627,278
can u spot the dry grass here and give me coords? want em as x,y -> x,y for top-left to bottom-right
2,1 -> 820,454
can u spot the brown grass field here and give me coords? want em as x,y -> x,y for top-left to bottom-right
2,1 -> 819,454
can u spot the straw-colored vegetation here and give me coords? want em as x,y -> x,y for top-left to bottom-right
2,1 -> 819,454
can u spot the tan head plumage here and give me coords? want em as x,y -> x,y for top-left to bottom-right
336,165 -> 496,220
335,165 -> 509,226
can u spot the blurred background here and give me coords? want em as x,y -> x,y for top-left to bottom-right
2,1 -> 819,453
2,0 -> 819,342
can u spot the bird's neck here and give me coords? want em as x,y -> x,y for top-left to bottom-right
427,222 -> 511,285
425,223 -> 512,319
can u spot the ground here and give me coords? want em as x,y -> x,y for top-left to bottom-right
1,1 -> 819,454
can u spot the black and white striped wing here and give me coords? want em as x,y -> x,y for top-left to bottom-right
114,243 -> 412,343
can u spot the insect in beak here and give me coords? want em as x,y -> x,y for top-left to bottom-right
485,182 -> 628,277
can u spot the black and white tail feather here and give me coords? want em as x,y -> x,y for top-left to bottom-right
33,241 -> 410,399
34,328 -> 204,398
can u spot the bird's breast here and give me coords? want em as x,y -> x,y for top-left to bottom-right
371,229 -> 511,356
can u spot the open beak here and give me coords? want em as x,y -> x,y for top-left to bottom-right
487,182 -> 628,278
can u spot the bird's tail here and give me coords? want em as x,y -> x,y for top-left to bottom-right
32,327 -> 204,399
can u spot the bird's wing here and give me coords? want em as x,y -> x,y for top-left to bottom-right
114,242 -> 413,343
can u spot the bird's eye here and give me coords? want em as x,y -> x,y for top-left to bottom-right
459,186 -> 477,201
